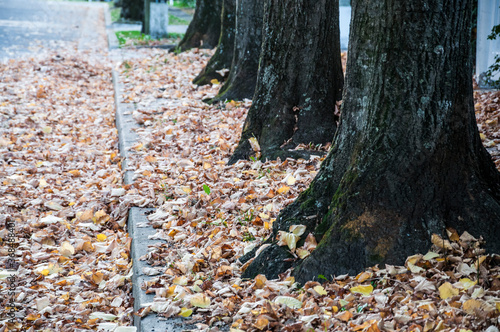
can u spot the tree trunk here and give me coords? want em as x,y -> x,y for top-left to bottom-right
192,0 -> 236,86
227,0 -> 344,164
243,0 -> 500,284
175,0 -> 223,52
210,0 -> 265,103
120,0 -> 144,23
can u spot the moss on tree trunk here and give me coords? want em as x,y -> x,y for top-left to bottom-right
193,0 -> 236,86
175,0 -> 222,52
243,0 -> 500,284
210,0 -> 265,103
227,0 -> 344,164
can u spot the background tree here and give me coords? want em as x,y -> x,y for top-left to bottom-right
175,0 -> 223,52
118,0 -> 144,23
228,0 -> 344,164
192,0 -> 236,86
210,0 -> 265,103
243,0 -> 500,284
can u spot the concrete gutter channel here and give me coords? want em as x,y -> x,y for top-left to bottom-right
104,6 -> 198,332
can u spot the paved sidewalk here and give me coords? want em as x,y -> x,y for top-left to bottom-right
0,0 -> 107,61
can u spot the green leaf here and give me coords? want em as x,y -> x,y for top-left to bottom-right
317,274 -> 328,281
203,184 -> 211,195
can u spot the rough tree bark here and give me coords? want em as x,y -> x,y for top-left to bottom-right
193,0 -> 236,86
210,0 -> 265,103
242,0 -> 500,284
227,0 -> 344,164
175,0 -> 223,52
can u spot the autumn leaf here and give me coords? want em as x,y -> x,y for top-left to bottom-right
438,282 -> 459,299
178,307 -> 192,317
274,296 -> 302,309
313,285 -> 327,295
350,284 -> 373,296
277,231 -> 299,251
59,241 -> 75,257
190,293 -> 211,308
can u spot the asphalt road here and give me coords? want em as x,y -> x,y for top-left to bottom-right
0,0 -> 106,61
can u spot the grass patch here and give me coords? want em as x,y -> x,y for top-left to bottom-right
116,31 -> 152,46
111,8 -> 121,23
171,0 -> 196,8
169,14 -> 190,25
115,31 -> 184,47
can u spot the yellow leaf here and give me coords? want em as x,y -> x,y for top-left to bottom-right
289,225 -> 306,236
210,79 -> 220,85
254,274 -> 267,289
203,162 -> 211,169
423,251 -> 440,260
59,241 -> 75,257
438,282 -> 459,299
285,174 -> 296,186
277,186 -> 290,194
356,271 -> 373,283
93,210 -> 110,224
407,262 -> 425,273
459,278 -> 477,290
274,296 -> 302,309
277,231 -> 299,251
480,133 -> 486,140
296,248 -> 310,259
68,201 -> 76,206
248,137 -> 260,152
496,302 -> 500,312
253,317 -> 269,330
475,255 -> 487,267
26,313 -> 41,321
40,269 -> 50,276
96,234 -> 107,242
406,254 -> 422,266
173,276 -> 188,286
313,285 -> 328,295
82,241 -> 95,252
68,170 -> 81,177
258,213 -> 269,220
39,178 -> 48,188
180,186 -> 191,194
462,299 -> 482,315
178,307 -> 192,317
350,284 -> 373,296
190,293 -> 211,308
92,272 -> 104,284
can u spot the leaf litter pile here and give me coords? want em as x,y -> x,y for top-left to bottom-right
116,49 -> 500,332
0,53 -> 134,331
0,46 -> 499,332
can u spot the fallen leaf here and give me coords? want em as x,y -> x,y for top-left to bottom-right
350,284 -> 373,296
274,296 -> 302,309
438,282 -> 459,299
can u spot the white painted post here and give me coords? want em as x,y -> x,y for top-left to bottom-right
476,0 -> 500,88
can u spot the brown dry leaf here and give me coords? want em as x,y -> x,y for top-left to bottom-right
336,310 -> 353,322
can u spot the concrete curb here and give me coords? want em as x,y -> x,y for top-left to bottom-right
111,56 -> 197,332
